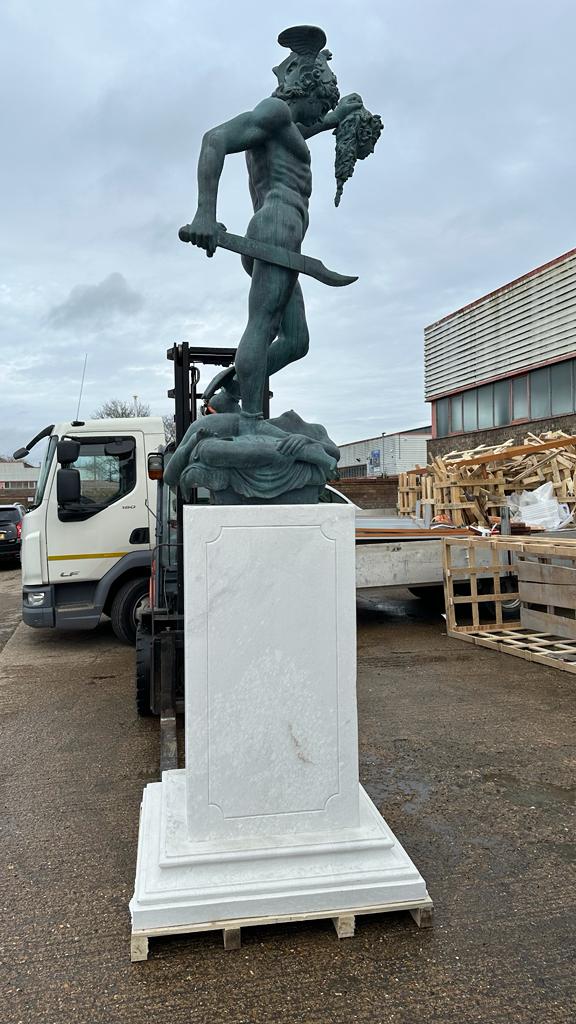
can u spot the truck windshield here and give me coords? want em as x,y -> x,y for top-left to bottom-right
34,435 -> 58,507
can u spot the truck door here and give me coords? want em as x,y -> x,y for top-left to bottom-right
46,433 -> 148,586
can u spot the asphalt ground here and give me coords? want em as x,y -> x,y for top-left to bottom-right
0,566 -> 574,1024
0,561 -> 21,654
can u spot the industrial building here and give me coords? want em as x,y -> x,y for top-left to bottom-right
0,458 -> 39,505
338,427 -> 431,478
425,247 -> 576,456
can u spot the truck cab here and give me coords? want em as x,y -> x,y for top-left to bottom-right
19,417 -> 165,643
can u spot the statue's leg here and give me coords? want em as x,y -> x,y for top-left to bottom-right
235,261 -> 297,416
266,281 -> 309,377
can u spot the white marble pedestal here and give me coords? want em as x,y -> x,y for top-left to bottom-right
130,505 -> 431,959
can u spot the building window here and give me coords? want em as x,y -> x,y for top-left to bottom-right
450,394 -> 463,432
338,464 -> 367,478
551,360 -> 573,415
436,398 -> 449,437
463,390 -> 477,431
477,384 -> 493,429
433,356 -> 576,438
493,380 -> 510,426
530,367 -> 550,419
512,376 -> 528,420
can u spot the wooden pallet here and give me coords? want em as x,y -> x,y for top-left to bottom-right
400,430 -> 576,526
130,897 -> 434,961
443,536 -> 522,632
398,470 -> 428,516
517,549 -> 576,640
452,628 -> 576,674
443,535 -> 576,634
443,535 -> 576,674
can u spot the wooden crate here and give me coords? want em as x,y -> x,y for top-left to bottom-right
518,550 -> 576,640
443,535 -> 576,674
443,536 -> 523,632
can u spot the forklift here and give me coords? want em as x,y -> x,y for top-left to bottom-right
136,342 -> 268,771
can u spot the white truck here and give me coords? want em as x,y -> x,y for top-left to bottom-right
16,411 -> 459,646
17,417 -> 165,643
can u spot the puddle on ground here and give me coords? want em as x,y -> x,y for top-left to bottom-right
483,772 -> 576,809
365,766 -> 432,816
398,777 -> 432,814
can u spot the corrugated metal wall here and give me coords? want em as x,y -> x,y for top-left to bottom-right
425,250 -> 576,400
0,464 -> 39,483
339,434 -> 429,475
382,435 -> 429,474
339,437 -> 382,468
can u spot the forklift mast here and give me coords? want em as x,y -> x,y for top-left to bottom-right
167,342 -> 236,620
141,342 -> 270,771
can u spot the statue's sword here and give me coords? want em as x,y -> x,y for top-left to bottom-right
178,222 -> 358,288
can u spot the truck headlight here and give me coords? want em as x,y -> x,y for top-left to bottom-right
27,592 -> 46,607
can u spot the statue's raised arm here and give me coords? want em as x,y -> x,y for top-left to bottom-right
181,98 -> 294,257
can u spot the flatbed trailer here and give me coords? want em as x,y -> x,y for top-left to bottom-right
141,344 -> 576,769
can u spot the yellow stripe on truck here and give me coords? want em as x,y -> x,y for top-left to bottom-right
47,552 -> 129,561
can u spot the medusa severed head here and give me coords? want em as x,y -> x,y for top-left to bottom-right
272,25 -> 340,120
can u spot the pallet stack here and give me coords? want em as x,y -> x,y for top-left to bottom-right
397,469 -> 432,516
443,535 -> 576,676
398,430 -> 576,526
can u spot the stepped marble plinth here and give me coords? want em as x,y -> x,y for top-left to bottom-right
130,505 -> 430,953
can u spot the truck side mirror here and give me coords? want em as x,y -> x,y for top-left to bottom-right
57,439 -> 80,465
147,452 -> 164,480
57,468 -> 81,505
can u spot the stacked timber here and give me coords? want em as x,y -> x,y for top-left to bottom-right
398,430 -> 576,526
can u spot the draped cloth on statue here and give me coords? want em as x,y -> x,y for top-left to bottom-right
164,410 -> 340,504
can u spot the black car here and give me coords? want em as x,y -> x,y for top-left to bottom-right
0,504 -> 26,562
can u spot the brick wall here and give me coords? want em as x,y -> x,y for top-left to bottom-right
428,413 -> 576,459
329,476 -> 399,509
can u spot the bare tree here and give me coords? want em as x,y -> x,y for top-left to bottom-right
162,414 -> 176,443
92,397 -> 151,419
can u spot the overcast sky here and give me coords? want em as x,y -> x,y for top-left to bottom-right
1,0 -> 575,460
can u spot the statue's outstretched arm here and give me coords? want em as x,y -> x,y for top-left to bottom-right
182,98 -> 292,256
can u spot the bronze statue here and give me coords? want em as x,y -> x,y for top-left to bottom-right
170,25 -> 382,503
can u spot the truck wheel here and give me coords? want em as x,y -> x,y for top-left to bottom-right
110,577 -> 149,645
135,623 -> 152,716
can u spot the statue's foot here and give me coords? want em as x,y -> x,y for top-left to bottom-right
204,365 -> 240,402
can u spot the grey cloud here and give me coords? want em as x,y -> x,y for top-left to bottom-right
47,273 -> 144,329
1,0 -> 576,460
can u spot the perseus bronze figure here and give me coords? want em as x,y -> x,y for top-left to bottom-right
178,25 -> 382,425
